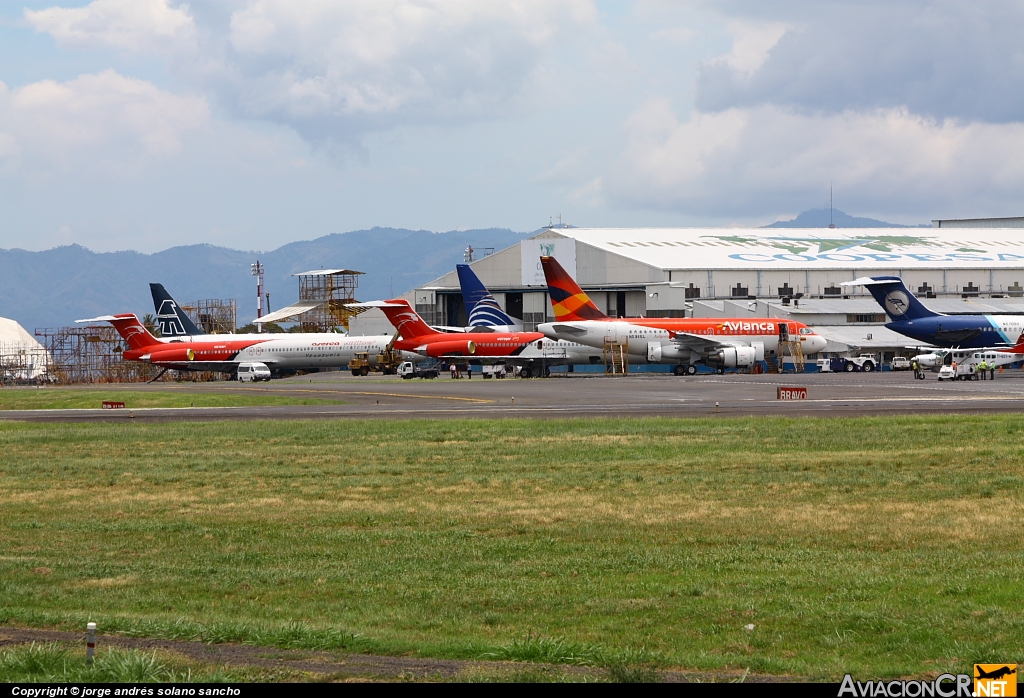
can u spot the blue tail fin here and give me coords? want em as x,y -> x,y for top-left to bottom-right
150,283 -> 203,336
456,264 -> 518,329
844,276 -> 941,321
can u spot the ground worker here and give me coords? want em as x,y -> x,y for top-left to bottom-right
912,359 -> 919,379
990,361 -> 996,380
979,359 -> 987,380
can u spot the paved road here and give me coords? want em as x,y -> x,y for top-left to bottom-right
3,370 -> 1024,422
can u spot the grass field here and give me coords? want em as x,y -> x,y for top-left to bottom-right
0,388 -> 345,410
1,415 -> 1022,679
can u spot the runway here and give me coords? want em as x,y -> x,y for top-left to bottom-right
3,370 -> 1024,422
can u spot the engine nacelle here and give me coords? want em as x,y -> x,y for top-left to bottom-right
647,342 -> 662,363
751,342 -> 765,362
146,347 -> 196,364
424,340 -> 476,358
710,346 -> 757,368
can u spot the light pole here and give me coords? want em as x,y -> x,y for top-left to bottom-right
251,261 -> 264,333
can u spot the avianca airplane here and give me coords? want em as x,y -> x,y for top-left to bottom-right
78,313 -> 419,377
842,276 -> 1024,348
538,256 -> 827,374
356,299 -> 597,376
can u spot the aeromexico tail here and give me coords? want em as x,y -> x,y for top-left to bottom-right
456,264 -> 523,331
843,277 -> 1024,348
151,283 -> 204,337
538,255 -> 827,372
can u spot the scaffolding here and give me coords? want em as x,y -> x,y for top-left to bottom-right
295,269 -> 365,332
181,298 -> 236,334
33,326 -> 161,384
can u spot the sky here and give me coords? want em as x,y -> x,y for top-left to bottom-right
2,0 -> 1024,253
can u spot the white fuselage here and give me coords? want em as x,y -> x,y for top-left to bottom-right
539,320 -> 827,363
170,334 -> 420,370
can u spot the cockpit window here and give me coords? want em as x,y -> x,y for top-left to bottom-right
799,327 -> 813,335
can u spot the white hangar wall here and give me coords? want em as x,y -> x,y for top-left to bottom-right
408,227 -> 1024,329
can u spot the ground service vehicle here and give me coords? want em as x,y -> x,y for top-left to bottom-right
890,357 -> 911,371
348,346 -> 402,376
398,362 -> 439,379
237,362 -> 271,382
845,355 -> 878,372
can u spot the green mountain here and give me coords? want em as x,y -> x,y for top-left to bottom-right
765,208 -> 929,228
0,227 -> 528,332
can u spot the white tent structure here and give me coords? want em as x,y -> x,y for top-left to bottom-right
0,317 -> 51,381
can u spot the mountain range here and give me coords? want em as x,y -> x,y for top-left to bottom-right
0,228 -> 527,332
0,209 -> 920,332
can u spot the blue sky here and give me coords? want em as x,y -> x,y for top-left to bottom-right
2,1 -> 1024,253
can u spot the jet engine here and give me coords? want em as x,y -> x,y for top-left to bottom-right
146,347 -> 196,364
709,346 -> 756,368
424,340 -> 476,357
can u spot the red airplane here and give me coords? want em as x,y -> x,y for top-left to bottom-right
357,299 -> 546,359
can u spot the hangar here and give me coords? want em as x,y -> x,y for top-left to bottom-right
406,226 -> 1024,360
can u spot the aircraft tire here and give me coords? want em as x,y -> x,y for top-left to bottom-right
687,365 -> 697,375
717,367 -> 725,375
673,364 -> 686,376
520,366 -> 533,379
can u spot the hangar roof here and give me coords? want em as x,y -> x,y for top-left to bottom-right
0,317 -> 45,350
551,227 -> 1024,270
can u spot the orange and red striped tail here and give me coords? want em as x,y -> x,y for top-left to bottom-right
540,256 -> 608,321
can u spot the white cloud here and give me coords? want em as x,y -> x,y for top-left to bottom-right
715,20 -> 789,75
25,0 -> 196,53
604,100 -> 1024,220
0,70 -> 208,171
696,3 -> 1024,123
217,0 -> 597,134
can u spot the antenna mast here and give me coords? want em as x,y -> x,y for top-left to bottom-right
829,183 -> 835,229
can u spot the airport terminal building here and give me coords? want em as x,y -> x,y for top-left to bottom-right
403,226 -> 1024,360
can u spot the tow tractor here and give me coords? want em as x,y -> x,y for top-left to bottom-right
348,334 -> 403,376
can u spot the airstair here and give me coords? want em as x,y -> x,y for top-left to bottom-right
603,340 -> 629,375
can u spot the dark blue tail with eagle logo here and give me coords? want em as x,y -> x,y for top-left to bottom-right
846,276 -> 941,321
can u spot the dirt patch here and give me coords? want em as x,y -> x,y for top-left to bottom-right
0,626 -> 798,682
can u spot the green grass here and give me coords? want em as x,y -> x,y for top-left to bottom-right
0,388 -> 345,410
0,642 -> 260,682
1,416 -> 1022,679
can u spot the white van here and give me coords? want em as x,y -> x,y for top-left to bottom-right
237,362 -> 271,382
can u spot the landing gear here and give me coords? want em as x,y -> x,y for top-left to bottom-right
687,365 -> 697,375
717,367 -> 725,375
520,366 -> 533,379
673,364 -> 698,376
673,364 -> 686,376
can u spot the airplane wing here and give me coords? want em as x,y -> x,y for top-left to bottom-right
546,323 -> 588,337
669,331 -> 748,352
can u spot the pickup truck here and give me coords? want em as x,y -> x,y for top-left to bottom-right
890,357 -> 911,371
397,361 -> 439,379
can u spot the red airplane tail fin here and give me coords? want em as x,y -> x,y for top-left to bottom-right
378,299 -> 435,339
541,256 -> 608,321
79,314 -> 162,350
